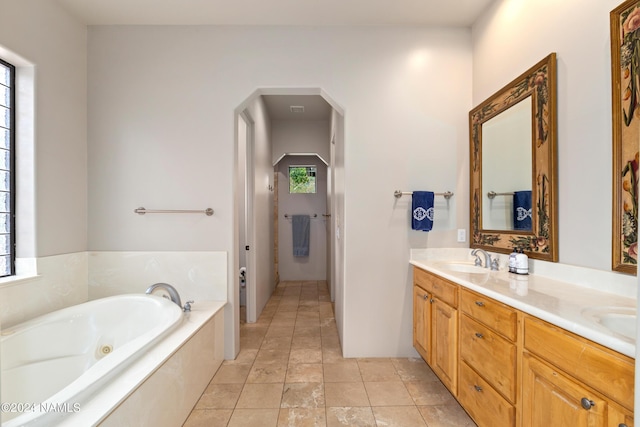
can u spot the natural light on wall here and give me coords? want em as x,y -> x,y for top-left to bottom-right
409,49 -> 431,70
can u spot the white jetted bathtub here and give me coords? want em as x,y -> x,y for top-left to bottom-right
1,294 -> 184,427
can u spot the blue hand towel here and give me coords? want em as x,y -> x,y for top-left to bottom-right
412,191 -> 435,232
292,215 -> 310,257
513,190 -> 532,231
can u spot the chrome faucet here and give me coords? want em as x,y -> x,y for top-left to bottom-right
471,248 -> 498,270
145,282 -> 182,308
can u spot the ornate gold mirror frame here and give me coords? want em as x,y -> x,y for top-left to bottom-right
469,53 -> 558,261
611,0 -> 640,274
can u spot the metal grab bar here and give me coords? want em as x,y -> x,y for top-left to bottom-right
487,191 -> 515,199
134,207 -> 214,216
393,190 -> 454,200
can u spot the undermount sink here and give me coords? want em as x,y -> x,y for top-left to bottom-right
582,306 -> 636,341
437,261 -> 489,274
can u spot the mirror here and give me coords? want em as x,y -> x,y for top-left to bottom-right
470,53 -> 558,262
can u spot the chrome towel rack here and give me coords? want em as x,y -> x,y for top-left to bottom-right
284,214 -> 319,218
487,191 -> 514,199
394,190 -> 454,200
134,207 -> 214,216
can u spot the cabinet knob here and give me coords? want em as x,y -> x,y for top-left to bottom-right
618,424 -> 628,427
474,385 -> 483,392
580,398 -> 595,410
475,332 -> 484,339
475,301 -> 485,307
423,294 -> 428,300
430,298 -> 434,303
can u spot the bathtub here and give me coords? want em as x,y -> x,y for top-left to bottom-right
1,294 -> 183,427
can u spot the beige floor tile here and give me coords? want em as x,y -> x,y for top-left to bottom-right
324,382 -> 370,407
210,364 -> 252,384
183,409 -> 233,427
281,382 -> 325,408
291,335 -> 322,350
294,325 -> 322,336
255,348 -> 291,364
227,408 -> 280,427
325,407 -> 376,427
261,335 -> 293,351
322,347 -> 345,363
372,406 -> 427,426
186,281 -> 475,426
404,380 -> 456,406
418,404 -> 478,426
289,348 -> 323,364
266,325 -> 295,338
277,408 -> 326,427
323,360 -> 362,382
286,363 -> 324,383
364,381 -> 414,406
391,358 -> 438,382
357,359 -> 400,382
247,362 -> 288,383
222,348 -> 258,365
195,383 -> 243,409
236,383 -> 284,409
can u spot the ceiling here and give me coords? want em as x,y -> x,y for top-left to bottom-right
55,0 -> 495,27
262,95 -> 332,121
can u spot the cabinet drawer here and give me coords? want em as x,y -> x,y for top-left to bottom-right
460,314 -> 517,402
460,288 -> 517,341
413,267 -> 457,307
458,360 -> 515,427
524,315 -> 634,410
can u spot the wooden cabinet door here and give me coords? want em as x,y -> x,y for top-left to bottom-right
413,285 -> 431,362
608,404 -> 634,427
522,352 -> 607,427
431,298 -> 457,395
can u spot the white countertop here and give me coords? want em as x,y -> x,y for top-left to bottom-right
410,254 -> 636,358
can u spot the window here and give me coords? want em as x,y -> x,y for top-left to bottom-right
289,165 -> 317,194
0,58 -> 15,277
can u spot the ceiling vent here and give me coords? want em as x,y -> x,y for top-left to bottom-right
290,105 -> 305,113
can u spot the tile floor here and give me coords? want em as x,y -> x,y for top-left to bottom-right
183,281 -> 477,427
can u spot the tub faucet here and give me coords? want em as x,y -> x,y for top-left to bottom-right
471,248 -> 498,270
145,282 -> 182,309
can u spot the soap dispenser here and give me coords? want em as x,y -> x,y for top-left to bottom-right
515,248 -> 529,275
508,248 -> 518,273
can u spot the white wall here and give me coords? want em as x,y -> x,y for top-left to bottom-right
273,119 -> 331,281
473,0 -> 622,273
272,120 -> 331,165
0,0 -> 87,257
246,96 -> 275,319
277,155 -> 328,281
87,26 -> 471,357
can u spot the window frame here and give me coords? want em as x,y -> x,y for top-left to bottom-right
288,165 -> 317,194
0,57 -> 16,277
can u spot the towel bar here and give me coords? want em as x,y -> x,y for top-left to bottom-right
394,190 -> 454,200
487,191 -> 515,199
135,207 -> 214,216
284,214 -> 319,218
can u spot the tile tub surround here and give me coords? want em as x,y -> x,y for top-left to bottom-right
88,251 -> 227,302
184,281 -> 476,427
0,253 -> 88,327
410,248 -> 636,358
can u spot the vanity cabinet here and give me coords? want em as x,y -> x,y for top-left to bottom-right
411,266 -> 635,427
412,267 -> 458,394
522,315 -> 634,427
458,289 -> 518,427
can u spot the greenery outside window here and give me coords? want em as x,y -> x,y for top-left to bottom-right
0,58 -> 15,277
289,166 -> 316,194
